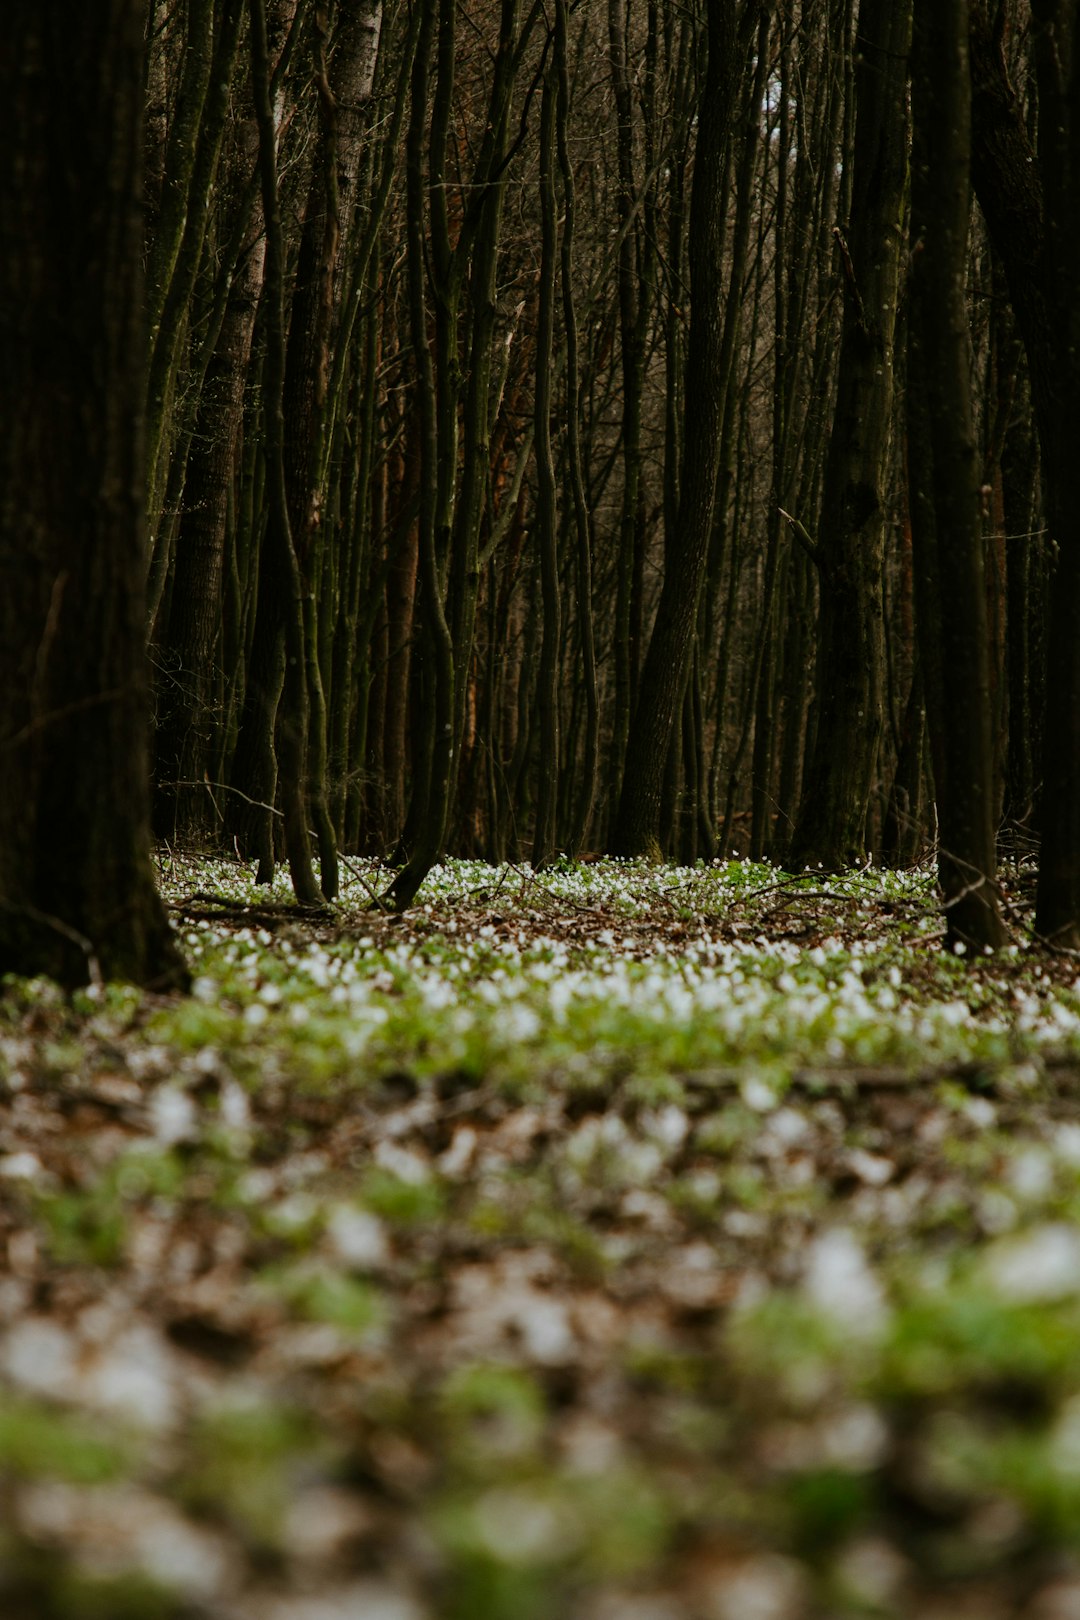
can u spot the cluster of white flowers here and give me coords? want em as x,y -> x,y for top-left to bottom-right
156,857 -> 1080,1101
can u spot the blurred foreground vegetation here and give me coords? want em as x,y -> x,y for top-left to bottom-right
2,856 -> 1080,1618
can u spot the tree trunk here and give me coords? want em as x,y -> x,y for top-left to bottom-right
556,0 -> 599,856
611,0 -> 753,858
0,0 -> 186,988
386,0 -> 456,909
968,0 -> 1080,942
242,0 -> 322,905
790,0 -> 911,869
153,219 -> 265,846
908,0 -> 1006,951
531,70 -> 561,868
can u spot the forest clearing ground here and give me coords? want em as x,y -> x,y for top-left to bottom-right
3,856 -> 1080,1618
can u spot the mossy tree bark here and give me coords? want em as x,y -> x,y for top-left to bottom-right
0,0 -> 187,989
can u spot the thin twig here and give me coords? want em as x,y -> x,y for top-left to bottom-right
338,853 -> 392,913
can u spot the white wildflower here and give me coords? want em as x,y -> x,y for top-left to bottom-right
983,1223 -> 1080,1302
149,1086 -> 198,1145
803,1228 -> 889,1336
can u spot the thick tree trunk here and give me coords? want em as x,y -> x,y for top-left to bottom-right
0,0 -> 186,989
1029,0 -> 1080,945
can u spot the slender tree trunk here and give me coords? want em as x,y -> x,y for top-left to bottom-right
605,0 -> 646,818
531,70 -> 561,867
556,0 -> 598,856
790,0 -> 911,869
445,0 -> 525,798
968,0 -> 1080,942
145,0 -> 246,556
276,1 -> 381,892
612,0 -> 754,857
386,0 -> 456,909
244,0 -> 322,905
1001,356 -> 1042,834
154,224 -> 265,845
908,0 -> 1006,950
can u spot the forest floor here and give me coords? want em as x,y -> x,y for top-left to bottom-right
3,855 -> 1080,1619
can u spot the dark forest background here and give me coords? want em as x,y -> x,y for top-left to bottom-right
10,0 -> 1080,975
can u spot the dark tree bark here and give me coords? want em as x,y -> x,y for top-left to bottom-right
556,0 -> 599,857
144,0 -> 246,558
908,0 -> 1007,950
240,0 -> 323,905
968,1 -> 1080,942
444,0 -> 528,811
143,0 -> 217,527
1000,352 -> 1043,835
1027,0 -> 1080,944
277,1 -> 381,897
604,0 -> 654,816
386,0 -> 456,910
611,0 -> 756,858
531,69 -> 561,868
0,0 -> 186,988
153,214 -> 265,847
790,0 -> 911,869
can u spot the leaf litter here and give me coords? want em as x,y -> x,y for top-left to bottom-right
3,855 -> 1080,1617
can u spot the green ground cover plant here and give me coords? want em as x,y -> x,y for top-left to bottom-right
3,855 -> 1080,1617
